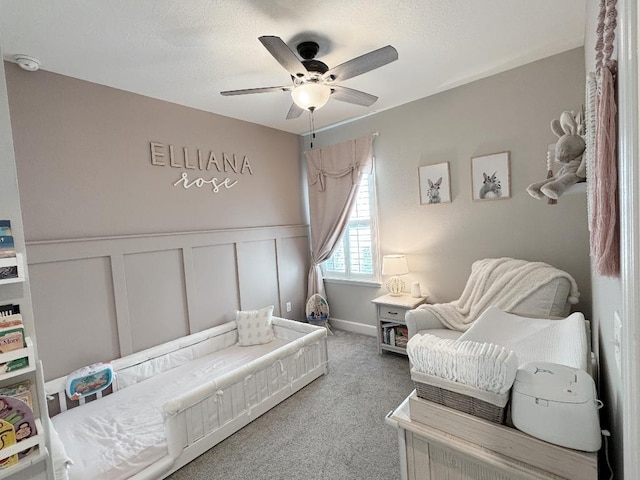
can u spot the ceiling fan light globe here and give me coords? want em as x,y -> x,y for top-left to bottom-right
291,83 -> 331,111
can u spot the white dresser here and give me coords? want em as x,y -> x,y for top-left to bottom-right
386,391 -> 598,480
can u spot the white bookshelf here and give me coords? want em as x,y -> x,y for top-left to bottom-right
0,250 -> 53,479
0,339 -> 49,477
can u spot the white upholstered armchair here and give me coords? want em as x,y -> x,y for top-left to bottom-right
405,258 -> 579,341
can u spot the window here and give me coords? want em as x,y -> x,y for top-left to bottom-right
322,170 -> 379,283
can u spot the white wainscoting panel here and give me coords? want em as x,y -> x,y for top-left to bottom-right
276,236 -> 311,320
190,243 -> 239,333
27,225 -> 310,380
236,239 -> 280,314
29,256 -> 120,379
124,249 -> 190,353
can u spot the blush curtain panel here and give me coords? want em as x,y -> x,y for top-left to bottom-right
590,0 -> 619,276
305,134 -> 374,299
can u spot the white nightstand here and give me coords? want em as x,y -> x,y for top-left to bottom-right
372,293 -> 427,355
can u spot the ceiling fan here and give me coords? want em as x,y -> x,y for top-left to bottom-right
220,36 -> 398,119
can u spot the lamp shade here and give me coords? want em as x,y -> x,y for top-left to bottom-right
382,255 -> 409,276
291,83 -> 331,111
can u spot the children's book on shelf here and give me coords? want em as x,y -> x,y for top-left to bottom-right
0,380 -> 32,410
0,305 -> 19,318
0,227 -> 17,280
395,326 -> 409,348
0,236 -> 15,259
0,315 -> 28,373
0,418 -> 18,468
382,322 -> 400,346
0,265 -> 18,281
0,221 -> 11,237
0,395 -> 36,464
0,314 -> 22,329
382,322 -> 409,348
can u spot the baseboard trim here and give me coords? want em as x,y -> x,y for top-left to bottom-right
328,318 -> 377,337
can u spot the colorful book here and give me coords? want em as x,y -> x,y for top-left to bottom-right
0,237 -> 15,259
0,267 -> 18,281
0,220 -> 11,237
0,221 -> 11,237
0,228 -> 18,280
0,418 -> 18,468
0,317 -> 28,373
0,305 -> 19,318
0,244 -> 19,279
0,314 -> 23,329
0,395 -> 36,460
0,327 -> 25,354
0,381 -> 32,410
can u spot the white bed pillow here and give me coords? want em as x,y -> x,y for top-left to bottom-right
235,305 -> 275,346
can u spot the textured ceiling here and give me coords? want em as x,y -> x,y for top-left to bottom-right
0,0 -> 586,135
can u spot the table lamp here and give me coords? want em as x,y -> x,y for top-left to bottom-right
382,254 -> 409,296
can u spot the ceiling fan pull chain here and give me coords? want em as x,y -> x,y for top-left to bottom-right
309,110 -> 317,149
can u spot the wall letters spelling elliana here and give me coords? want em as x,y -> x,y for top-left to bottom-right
149,142 -> 253,194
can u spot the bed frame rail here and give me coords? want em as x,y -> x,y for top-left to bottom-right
164,338 -> 327,462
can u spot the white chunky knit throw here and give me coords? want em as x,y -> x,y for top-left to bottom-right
415,258 -> 580,332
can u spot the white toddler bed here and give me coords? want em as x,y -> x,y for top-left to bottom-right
45,317 -> 328,480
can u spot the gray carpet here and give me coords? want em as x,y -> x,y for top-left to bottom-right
167,329 -> 415,480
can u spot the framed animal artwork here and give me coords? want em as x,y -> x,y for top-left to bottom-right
471,151 -> 511,201
419,162 -> 451,205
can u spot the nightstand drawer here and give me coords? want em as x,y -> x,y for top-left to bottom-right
379,305 -> 405,321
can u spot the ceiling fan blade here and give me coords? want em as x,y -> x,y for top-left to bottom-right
259,36 -> 308,78
220,85 -> 292,96
330,86 -> 378,107
286,103 -> 304,119
323,45 -> 398,82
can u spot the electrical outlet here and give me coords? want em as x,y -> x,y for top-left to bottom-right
286,302 -> 292,312
614,311 -> 622,374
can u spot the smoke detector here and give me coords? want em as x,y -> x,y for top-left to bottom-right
14,54 -> 40,72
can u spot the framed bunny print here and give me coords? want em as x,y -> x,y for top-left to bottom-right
471,151 -> 510,201
419,162 -> 451,205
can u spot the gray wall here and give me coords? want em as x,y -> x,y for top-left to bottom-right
5,64 -> 306,240
5,64 -> 310,380
311,48 -> 591,332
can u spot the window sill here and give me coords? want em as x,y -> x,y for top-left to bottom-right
323,277 -> 382,288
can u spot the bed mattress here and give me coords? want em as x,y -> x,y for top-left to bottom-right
52,338 -> 290,480
458,306 -> 588,371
